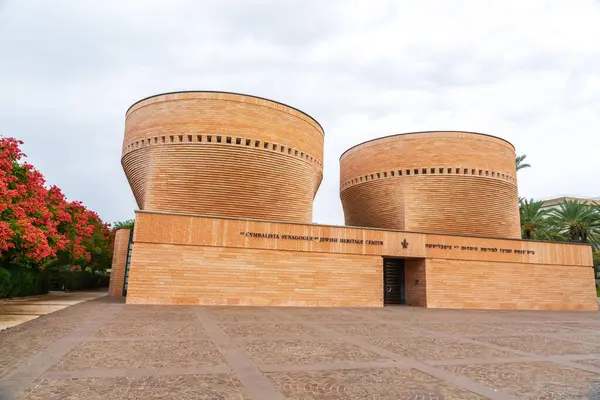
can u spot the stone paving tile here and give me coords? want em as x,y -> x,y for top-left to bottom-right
210,312 -> 280,323
19,374 -> 250,400
219,322 -> 323,338
553,333 -> 600,345
109,310 -> 195,323
280,313 -> 371,322
93,321 -> 205,338
480,322 -> 576,334
473,335 -> 600,356
323,323 -> 423,336
418,322 -> 512,335
546,321 -> 600,330
370,337 -> 515,361
51,340 -> 225,370
241,339 -> 385,365
574,358 -> 600,369
445,362 -> 600,399
0,301 -> 99,378
267,368 -> 486,399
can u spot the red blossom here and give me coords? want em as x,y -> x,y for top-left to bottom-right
1,137 -> 113,269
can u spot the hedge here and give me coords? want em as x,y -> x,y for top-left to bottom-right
0,267 -> 49,299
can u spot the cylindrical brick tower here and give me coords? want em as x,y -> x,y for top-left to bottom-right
122,91 -> 324,223
339,131 -> 520,238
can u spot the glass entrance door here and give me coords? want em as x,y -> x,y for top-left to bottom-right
383,258 -> 406,305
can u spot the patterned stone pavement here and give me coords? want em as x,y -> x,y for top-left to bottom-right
1,298 -> 600,399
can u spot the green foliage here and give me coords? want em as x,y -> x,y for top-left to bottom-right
548,200 -> 600,247
519,199 -> 557,240
593,250 -> 600,267
58,270 -> 101,291
0,268 -> 11,298
113,219 -> 134,230
520,199 -> 600,249
0,266 -> 49,299
516,154 -> 531,171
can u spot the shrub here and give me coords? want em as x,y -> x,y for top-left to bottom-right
0,267 -> 49,299
58,270 -> 100,291
0,268 -> 11,298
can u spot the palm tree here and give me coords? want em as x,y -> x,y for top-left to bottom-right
516,154 -> 531,171
113,219 -> 134,230
548,200 -> 600,247
519,198 -> 558,240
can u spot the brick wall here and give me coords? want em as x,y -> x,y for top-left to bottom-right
340,131 -> 521,238
125,212 -> 597,310
122,91 -> 324,223
108,228 -> 130,297
425,258 -> 597,311
126,243 -> 382,307
405,259 -> 427,307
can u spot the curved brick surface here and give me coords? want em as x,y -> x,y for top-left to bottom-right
340,131 -> 520,238
122,91 -> 324,223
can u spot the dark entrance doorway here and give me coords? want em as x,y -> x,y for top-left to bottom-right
383,258 -> 406,305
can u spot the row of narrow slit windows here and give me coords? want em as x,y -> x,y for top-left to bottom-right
124,135 -> 321,166
344,167 -> 514,188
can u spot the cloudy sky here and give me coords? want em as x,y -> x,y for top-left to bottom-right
1,0 -> 599,226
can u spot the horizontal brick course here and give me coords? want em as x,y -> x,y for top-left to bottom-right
122,91 -> 324,223
340,131 -> 520,238
121,212 -> 597,311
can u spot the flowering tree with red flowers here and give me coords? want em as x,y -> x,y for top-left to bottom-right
0,137 -> 113,271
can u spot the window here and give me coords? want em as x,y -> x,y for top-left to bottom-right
422,168 -> 427,174
463,168 -> 468,174
226,137 -> 232,144
216,136 -> 222,143
431,168 -> 435,174
383,171 -> 387,177
207,135 -> 212,142
236,138 -> 241,145
376,173 -> 380,178
390,171 -> 395,176
255,140 -> 260,147
178,135 -> 183,142
406,169 -> 410,175
245,139 -> 251,146
197,135 -> 202,142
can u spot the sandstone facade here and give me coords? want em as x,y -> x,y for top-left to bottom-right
109,91 -> 597,311
340,131 -> 520,238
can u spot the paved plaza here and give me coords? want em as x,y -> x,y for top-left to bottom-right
1,296 -> 600,399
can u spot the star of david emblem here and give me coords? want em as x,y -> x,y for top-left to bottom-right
401,239 -> 409,249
